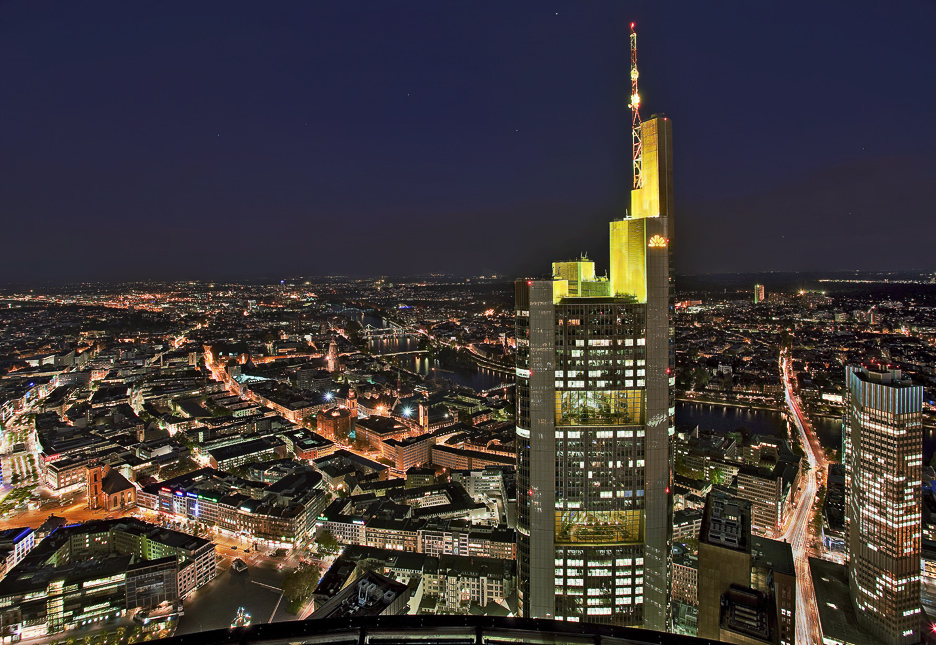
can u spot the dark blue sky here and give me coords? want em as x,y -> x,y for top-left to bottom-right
2,1 -> 934,281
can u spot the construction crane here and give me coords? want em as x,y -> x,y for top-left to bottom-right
629,22 -> 642,190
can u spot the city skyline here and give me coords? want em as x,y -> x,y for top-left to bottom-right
2,2 -> 935,282
0,259 -> 934,642
1,5 -> 936,644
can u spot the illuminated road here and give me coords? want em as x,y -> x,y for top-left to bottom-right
779,350 -> 827,645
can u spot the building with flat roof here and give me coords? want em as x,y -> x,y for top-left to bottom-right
810,557 -> 886,645
754,284 -> 765,304
0,527 -> 35,578
309,571 -> 410,619
0,518 -> 214,638
207,436 -> 286,470
844,365 -> 923,645
697,491 -> 794,645
138,465 -> 327,546
698,493 -> 751,639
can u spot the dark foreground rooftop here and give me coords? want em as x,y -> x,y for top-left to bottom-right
152,615 -> 728,645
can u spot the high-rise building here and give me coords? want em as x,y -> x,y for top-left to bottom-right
697,493 -> 753,639
754,284 -> 765,304
514,26 -> 674,629
843,365 -> 923,645
327,339 -> 339,373
696,491 -> 795,645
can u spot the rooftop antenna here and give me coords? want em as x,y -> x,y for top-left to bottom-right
629,22 -> 642,190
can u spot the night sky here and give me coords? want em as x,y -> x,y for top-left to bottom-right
2,1 -> 934,282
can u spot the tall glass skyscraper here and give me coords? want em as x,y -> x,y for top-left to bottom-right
514,111 -> 674,629
843,365 -> 922,645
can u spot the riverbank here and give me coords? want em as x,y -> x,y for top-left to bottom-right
676,394 -> 784,413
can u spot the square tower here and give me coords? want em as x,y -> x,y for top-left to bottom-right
515,114 -> 674,630
844,365 -> 923,645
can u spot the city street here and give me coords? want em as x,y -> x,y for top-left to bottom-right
779,351 -> 828,645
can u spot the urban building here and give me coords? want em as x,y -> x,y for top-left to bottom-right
697,491 -> 794,645
281,428 -> 336,461
87,463 -> 137,511
381,434 -> 432,472
137,465 -> 327,546
431,444 -> 514,471
0,528 -> 35,578
309,571 -> 410,619
405,466 -> 437,488
843,365 -> 923,645
671,549 -> 698,635
697,494 -> 753,639
811,557 -> 888,645
317,406 -> 355,443
355,416 -> 408,449
207,436 -> 286,470
428,554 -> 515,613
822,463 -> 846,554
313,546 -> 516,617
514,28 -> 673,628
922,539 -> 936,616
736,458 -> 800,539
672,509 -> 702,542
754,284 -> 765,304
0,519 -> 214,638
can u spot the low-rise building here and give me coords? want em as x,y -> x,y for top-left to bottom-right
0,528 -> 35,578
430,444 -> 514,471
316,406 -> 355,443
309,571 -> 410,619
427,554 -> 515,613
281,428 -> 336,461
207,436 -> 286,470
138,465 -> 327,546
0,519 -> 215,638
381,434 -> 432,472
671,549 -> 698,635
87,464 -> 137,511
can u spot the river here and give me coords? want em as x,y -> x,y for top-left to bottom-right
676,401 -> 844,453
353,312 -> 513,392
344,310 -> 936,460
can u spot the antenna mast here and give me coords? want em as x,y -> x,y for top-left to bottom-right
629,22 -> 642,190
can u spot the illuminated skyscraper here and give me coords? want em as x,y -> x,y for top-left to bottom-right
843,365 -> 922,645
753,284 -> 765,304
514,25 -> 673,629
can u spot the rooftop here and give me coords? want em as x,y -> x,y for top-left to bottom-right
700,492 -> 750,553
810,557 -> 886,645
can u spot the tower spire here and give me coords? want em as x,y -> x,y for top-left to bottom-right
629,22 -> 642,190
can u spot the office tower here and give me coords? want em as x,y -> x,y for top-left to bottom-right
697,494 -> 753,639
327,339 -> 339,373
697,491 -> 795,645
754,284 -> 765,304
514,25 -> 673,629
843,365 -> 923,645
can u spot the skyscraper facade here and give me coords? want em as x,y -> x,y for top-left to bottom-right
843,365 -> 922,645
514,111 -> 674,629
